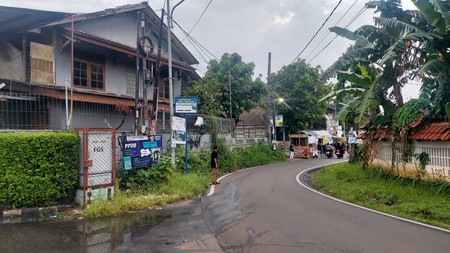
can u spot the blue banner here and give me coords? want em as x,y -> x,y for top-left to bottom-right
122,135 -> 163,170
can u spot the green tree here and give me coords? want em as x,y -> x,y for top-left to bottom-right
183,53 -> 267,125
411,0 -> 450,122
272,60 -> 329,132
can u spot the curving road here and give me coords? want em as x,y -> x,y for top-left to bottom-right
202,158 -> 450,253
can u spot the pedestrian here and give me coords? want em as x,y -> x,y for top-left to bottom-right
210,145 -> 220,185
289,144 -> 295,160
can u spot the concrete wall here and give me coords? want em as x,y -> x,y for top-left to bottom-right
372,141 -> 450,183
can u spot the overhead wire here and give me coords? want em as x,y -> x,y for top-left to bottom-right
304,0 -> 359,62
173,18 -> 219,61
182,0 -> 213,42
290,0 -> 343,64
307,0 -> 374,64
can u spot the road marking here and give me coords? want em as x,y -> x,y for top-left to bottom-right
206,165 -> 271,196
296,166 -> 450,234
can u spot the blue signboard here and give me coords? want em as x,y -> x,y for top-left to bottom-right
175,96 -> 198,114
122,135 -> 163,170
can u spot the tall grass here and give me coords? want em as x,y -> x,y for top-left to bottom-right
84,173 -> 209,219
312,162 -> 450,229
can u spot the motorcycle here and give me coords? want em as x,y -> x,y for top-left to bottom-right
335,148 -> 344,159
325,149 -> 333,158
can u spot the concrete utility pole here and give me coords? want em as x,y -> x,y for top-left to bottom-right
265,53 -> 271,144
134,12 -> 141,136
167,0 -> 185,166
268,52 -> 276,144
141,13 -> 149,134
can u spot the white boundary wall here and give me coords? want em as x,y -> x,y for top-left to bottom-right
372,141 -> 450,182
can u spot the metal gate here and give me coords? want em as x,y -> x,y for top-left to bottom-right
76,128 -> 116,207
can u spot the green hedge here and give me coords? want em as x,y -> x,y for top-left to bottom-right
0,132 -> 79,208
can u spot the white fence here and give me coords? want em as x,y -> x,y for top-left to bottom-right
373,141 -> 450,182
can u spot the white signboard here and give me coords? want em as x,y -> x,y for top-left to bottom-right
172,116 -> 186,145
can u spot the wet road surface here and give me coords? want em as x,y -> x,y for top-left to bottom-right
1,158 -> 448,252
202,158 -> 450,253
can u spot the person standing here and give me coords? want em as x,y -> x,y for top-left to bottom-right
289,144 -> 295,160
210,145 -> 220,185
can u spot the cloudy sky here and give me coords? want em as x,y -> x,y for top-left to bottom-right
3,0 -> 419,99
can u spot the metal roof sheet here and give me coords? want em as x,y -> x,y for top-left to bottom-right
0,6 -> 68,32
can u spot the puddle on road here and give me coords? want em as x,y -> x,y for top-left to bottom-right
0,209 -> 173,253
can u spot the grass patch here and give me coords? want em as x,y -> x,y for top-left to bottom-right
84,173 -> 209,219
311,162 -> 450,230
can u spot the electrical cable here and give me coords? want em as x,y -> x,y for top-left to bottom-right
182,0 -> 213,42
304,0 -> 359,62
307,0 -> 373,64
291,0 -> 343,64
173,19 -> 219,61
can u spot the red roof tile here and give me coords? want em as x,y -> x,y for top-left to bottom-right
411,122 -> 450,141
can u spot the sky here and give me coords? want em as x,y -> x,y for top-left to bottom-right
3,0 -> 419,100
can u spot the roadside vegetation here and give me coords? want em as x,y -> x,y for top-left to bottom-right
84,142 -> 286,218
311,162 -> 450,230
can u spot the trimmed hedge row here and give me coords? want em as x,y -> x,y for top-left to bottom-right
0,132 -> 79,208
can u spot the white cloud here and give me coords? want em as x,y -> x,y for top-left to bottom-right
273,11 -> 295,25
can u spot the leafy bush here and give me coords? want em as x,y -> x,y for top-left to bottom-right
392,99 -> 430,132
118,140 -> 287,192
0,132 -> 79,208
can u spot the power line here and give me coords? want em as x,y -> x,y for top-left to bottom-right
307,1 -> 373,64
182,0 -> 213,42
291,0 -> 343,64
173,18 -> 219,61
304,0 -> 359,62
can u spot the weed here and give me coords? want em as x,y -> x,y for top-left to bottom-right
312,162 -> 450,230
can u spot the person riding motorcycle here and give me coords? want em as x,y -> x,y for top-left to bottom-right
335,143 -> 344,158
325,143 -> 333,158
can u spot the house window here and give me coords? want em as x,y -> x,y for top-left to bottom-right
125,71 -> 135,96
30,42 -> 55,84
159,81 -> 170,99
73,59 -> 104,90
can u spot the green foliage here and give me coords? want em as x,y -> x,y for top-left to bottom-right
183,52 -> 267,122
272,60 -> 329,131
117,140 -> 286,194
234,143 -> 286,169
312,162 -> 450,229
414,151 -> 430,180
392,99 -> 430,131
85,173 -> 210,218
0,132 -> 79,208
118,154 -> 173,192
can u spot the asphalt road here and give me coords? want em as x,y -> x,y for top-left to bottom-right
202,158 -> 450,253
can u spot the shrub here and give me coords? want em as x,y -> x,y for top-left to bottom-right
0,132 -> 79,208
118,140 -> 287,193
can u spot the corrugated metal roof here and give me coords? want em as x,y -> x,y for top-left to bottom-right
239,108 -> 266,126
302,130 -> 318,136
0,6 -> 68,32
411,122 -> 450,141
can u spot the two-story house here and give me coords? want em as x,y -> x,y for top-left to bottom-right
0,2 -> 199,132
